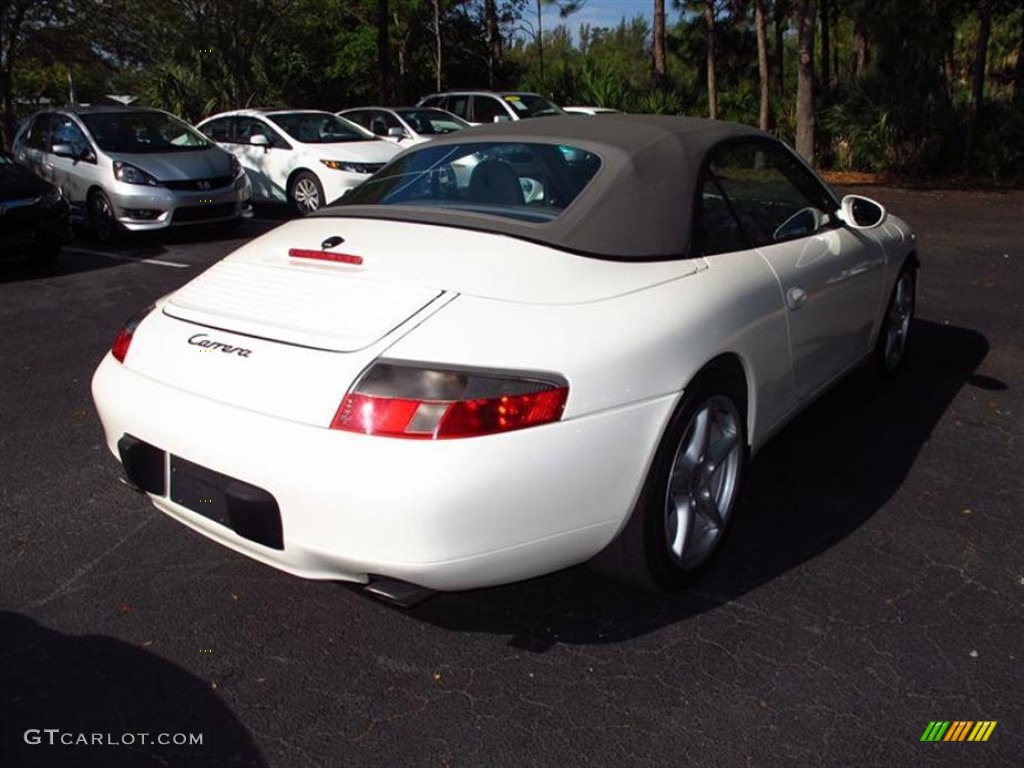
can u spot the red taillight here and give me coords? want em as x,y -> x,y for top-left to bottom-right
288,248 -> 363,265
111,304 -> 155,364
331,364 -> 569,439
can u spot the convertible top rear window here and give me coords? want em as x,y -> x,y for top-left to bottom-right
336,141 -> 601,223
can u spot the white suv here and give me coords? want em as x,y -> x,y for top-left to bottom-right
416,91 -> 565,126
197,109 -> 401,213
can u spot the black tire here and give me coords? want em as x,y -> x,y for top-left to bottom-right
593,366 -> 747,591
288,171 -> 324,214
875,263 -> 916,376
89,190 -> 119,244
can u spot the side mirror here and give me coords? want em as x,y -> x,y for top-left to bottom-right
837,194 -> 886,229
250,134 -> 271,150
387,126 -> 406,138
493,115 -> 511,123
52,144 -> 96,163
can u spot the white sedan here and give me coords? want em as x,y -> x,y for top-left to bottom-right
93,116 -> 917,602
197,109 -> 401,213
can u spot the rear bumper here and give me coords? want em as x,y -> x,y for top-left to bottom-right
92,353 -> 675,591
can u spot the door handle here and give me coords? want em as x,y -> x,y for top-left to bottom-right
786,286 -> 807,310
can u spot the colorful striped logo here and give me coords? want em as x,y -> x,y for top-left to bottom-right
920,721 -> 997,742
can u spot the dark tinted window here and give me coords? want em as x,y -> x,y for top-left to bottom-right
472,96 -> 506,124
23,114 -> 52,150
445,95 -> 470,121
201,117 -> 234,143
394,108 -> 470,135
697,140 -> 838,253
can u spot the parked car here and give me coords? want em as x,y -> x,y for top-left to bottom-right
0,150 -> 71,264
416,90 -> 565,125
338,107 -> 470,146
197,109 -> 401,213
12,106 -> 252,242
92,115 -> 917,601
562,106 -> 622,115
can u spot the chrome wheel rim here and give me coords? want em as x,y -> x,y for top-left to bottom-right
91,194 -> 113,241
292,177 -> 321,213
883,272 -> 914,371
665,396 -> 742,570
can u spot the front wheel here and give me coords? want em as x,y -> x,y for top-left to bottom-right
89,190 -> 118,243
288,171 -> 324,214
594,372 -> 747,591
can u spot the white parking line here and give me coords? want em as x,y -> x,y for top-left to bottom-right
64,247 -> 190,269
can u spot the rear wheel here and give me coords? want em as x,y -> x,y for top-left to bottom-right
875,263 -> 916,376
594,368 -> 747,591
288,171 -> 324,214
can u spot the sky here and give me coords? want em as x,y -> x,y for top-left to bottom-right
539,0 -> 655,33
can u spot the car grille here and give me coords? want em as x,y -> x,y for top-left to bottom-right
164,177 -> 233,191
173,202 -> 236,223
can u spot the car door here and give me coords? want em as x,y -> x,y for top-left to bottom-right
14,113 -> 52,180
231,117 -> 292,203
698,139 -> 885,398
46,113 -> 97,209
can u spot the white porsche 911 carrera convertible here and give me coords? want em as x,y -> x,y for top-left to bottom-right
92,116 -> 917,601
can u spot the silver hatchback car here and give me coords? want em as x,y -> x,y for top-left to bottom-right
12,106 -> 252,241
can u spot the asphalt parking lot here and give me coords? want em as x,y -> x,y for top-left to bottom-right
1,189 -> 1022,768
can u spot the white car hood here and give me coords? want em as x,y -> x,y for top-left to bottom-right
164,217 -> 702,352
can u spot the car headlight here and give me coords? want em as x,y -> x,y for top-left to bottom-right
320,159 -> 374,174
113,161 -> 162,187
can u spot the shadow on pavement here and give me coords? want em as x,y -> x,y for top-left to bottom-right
0,613 -> 265,768
409,319 -> 992,650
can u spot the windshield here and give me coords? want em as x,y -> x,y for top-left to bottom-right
268,112 -> 375,143
501,94 -> 565,118
80,112 -> 211,153
394,108 -> 469,135
335,141 -> 600,224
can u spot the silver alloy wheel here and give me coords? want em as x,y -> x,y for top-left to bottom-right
882,271 -> 914,371
664,395 -> 742,570
90,192 -> 114,242
291,176 -> 321,213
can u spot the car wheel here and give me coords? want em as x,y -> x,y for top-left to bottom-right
89,190 -> 118,243
288,171 -> 324,214
594,368 -> 747,591
875,263 -> 916,376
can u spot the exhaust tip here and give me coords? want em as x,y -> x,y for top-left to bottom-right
363,577 -> 436,608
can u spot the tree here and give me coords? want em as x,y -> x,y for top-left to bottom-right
793,0 -> 815,163
653,0 -> 667,89
753,0 -> 771,130
703,0 -> 718,118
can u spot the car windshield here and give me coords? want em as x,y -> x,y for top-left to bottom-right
501,94 -> 565,118
268,112 -> 375,143
80,112 -> 211,153
393,108 -> 470,135
335,141 -> 601,223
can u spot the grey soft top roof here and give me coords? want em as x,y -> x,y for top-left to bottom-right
316,114 -> 767,259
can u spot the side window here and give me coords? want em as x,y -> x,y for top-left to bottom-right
49,115 -> 91,157
446,95 -> 470,121
202,118 -> 234,143
368,111 -> 400,136
700,140 -> 838,252
236,117 -> 286,148
344,111 -> 370,129
23,114 -> 52,150
472,96 -> 504,124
